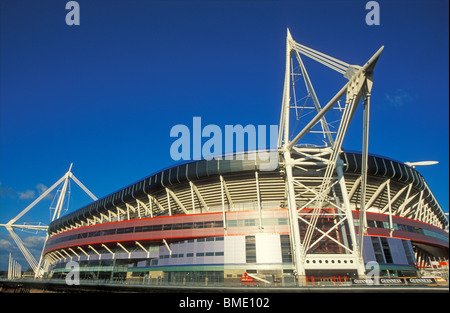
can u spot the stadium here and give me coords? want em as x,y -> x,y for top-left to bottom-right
43,149 -> 448,285
6,30 -> 449,288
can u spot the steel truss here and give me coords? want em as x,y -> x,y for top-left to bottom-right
278,29 -> 383,280
0,164 -> 97,278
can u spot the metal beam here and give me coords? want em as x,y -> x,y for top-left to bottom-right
69,172 -> 98,201
148,194 -> 165,214
255,171 -> 263,230
285,46 -> 383,150
189,181 -> 209,212
88,245 -> 100,256
163,239 -> 172,255
365,179 -> 390,210
220,175 -> 234,210
166,187 -> 188,214
101,244 -> 115,257
117,242 -> 130,255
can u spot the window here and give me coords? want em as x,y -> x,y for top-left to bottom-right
214,221 -> 224,228
116,227 -> 133,234
380,237 -> 393,264
371,237 -> 385,264
100,229 -> 116,236
172,223 -> 183,230
49,218 -> 224,247
280,235 -> 292,263
245,236 -> 256,263
375,221 -> 384,228
171,254 -> 184,258
402,240 -> 415,265
227,220 -> 238,227
194,222 -> 205,229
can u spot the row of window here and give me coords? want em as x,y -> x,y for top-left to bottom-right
48,220 -> 225,246
178,236 -> 224,244
48,218 -> 289,247
160,251 -> 225,259
227,218 -> 288,227
356,219 -> 448,242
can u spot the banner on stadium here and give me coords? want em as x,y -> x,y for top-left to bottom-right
351,278 -> 405,285
406,278 -> 437,285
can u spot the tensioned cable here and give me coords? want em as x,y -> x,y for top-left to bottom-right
294,42 -> 350,73
296,47 -> 347,74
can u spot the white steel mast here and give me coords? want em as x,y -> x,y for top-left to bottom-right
0,164 -> 97,278
279,29 -> 383,283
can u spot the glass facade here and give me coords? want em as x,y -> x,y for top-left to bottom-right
365,235 -> 418,277
245,236 -> 256,263
280,235 -> 292,264
360,217 -> 448,242
371,237 -> 385,264
380,237 -> 393,264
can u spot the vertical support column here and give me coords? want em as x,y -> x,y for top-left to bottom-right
281,30 -> 306,284
166,189 -> 172,216
52,163 -> 72,221
8,253 -> 12,280
190,181 -> 196,214
414,191 -> 424,220
336,158 -> 365,276
285,150 -> 306,281
136,202 -> 141,219
386,180 -> 394,237
358,84 -> 371,260
147,195 -> 154,218
255,171 -> 263,231
220,176 -> 227,233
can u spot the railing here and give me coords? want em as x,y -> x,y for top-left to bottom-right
305,276 -> 352,286
7,274 -> 445,288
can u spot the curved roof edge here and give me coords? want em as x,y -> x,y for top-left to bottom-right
49,149 -> 447,232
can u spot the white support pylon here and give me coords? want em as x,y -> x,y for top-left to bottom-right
0,164 -> 97,278
35,164 -> 98,278
279,29 -> 383,282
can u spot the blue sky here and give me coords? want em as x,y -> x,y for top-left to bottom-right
0,0 -> 448,271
